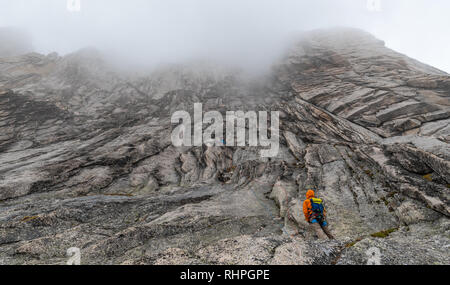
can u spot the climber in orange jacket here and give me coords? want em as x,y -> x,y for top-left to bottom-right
303,189 -> 334,239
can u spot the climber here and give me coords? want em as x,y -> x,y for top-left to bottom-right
303,189 -> 334,240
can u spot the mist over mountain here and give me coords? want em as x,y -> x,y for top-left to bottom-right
1,0 -> 450,73
0,27 -> 33,57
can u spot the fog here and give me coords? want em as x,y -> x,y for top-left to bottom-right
1,0 -> 449,73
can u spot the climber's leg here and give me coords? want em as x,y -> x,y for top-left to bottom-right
320,222 -> 335,240
310,219 -> 328,239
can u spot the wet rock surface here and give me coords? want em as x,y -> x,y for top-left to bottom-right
0,28 -> 448,264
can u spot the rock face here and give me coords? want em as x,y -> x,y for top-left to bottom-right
0,28 -> 448,265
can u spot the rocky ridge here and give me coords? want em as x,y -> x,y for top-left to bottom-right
0,28 -> 448,265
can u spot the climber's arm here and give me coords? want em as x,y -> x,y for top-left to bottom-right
302,200 -> 310,222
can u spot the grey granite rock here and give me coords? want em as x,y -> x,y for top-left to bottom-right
0,28 -> 448,264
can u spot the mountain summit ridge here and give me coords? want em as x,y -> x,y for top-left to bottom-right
0,28 -> 448,265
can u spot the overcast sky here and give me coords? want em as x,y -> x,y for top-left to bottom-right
0,0 -> 449,72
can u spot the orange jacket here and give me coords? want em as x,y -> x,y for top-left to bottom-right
302,190 -> 326,222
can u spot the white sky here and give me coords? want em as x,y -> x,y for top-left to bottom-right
0,0 -> 449,72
